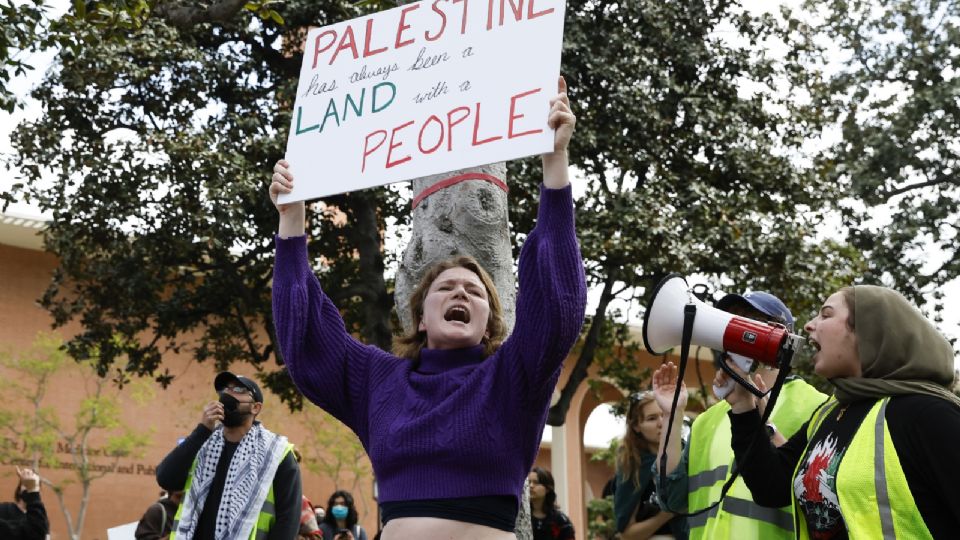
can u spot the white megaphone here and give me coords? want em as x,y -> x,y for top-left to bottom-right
642,274 -> 796,398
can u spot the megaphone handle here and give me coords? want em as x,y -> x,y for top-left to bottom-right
717,357 -> 766,400
676,336 -> 796,520
758,336 -> 798,425
658,303 -> 697,514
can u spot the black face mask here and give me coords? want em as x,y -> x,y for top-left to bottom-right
219,392 -> 253,427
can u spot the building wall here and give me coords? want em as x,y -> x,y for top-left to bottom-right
0,236 -> 720,539
0,242 -> 379,539
0,244 -> 58,343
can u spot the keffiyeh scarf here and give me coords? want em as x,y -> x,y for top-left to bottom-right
175,423 -> 288,540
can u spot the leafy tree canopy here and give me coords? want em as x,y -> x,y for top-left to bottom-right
11,0 -> 939,413
0,0 -> 49,112
802,0 -> 960,326
8,0 -> 403,406
506,0 -> 863,414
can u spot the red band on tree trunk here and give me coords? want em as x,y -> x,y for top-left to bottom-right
411,173 -> 509,209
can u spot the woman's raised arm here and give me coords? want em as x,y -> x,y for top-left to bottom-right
498,76 -> 586,391
269,161 -> 390,439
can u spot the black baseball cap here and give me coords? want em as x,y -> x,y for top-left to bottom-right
214,371 -> 264,403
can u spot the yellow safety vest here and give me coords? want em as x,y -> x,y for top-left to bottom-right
793,398 -> 931,540
687,378 -> 826,540
170,443 -> 294,540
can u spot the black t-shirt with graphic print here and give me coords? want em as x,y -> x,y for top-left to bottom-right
793,399 -> 871,540
730,395 -> 960,540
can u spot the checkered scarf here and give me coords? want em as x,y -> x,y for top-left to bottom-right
175,423 -> 288,540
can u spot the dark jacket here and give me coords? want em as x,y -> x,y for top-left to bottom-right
135,496 -> 180,539
0,492 -> 49,540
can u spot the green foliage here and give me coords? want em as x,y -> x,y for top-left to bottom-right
0,0 -> 49,112
66,0 -> 151,36
0,0 -> 159,116
803,0 -> 960,328
586,495 -> 617,540
243,0 -> 285,25
294,405 -> 371,491
506,0 -> 865,407
8,0 -> 930,417
9,0 -> 403,403
590,435 -> 620,469
285,404 -> 374,516
0,332 -> 67,465
0,332 -> 149,540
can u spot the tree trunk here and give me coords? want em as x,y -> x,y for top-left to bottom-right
395,163 -> 516,334
395,163 -> 528,539
546,274 -> 616,426
351,192 -> 395,350
390,4 -> 523,535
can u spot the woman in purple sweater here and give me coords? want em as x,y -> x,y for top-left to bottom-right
268,77 -> 586,540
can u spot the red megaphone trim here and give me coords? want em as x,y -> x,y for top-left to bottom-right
722,317 -> 788,367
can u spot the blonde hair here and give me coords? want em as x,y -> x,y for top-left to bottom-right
617,392 -> 657,487
393,255 -> 505,360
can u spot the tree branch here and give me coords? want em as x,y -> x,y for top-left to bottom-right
327,283 -> 376,304
546,273 -> 618,426
885,176 -> 958,199
154,0 -> 248,29
349,193 -> 393,350
231,303 -> 265,364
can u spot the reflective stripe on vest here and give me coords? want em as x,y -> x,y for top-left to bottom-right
688,495 -> 793,530
687,379 -> 827,540
170,443 -> 293,540
688,464 -> 728,492
794,398 -> 932,540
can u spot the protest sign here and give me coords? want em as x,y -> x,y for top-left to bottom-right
106,521 -> 137,540
281,0 -> 566,202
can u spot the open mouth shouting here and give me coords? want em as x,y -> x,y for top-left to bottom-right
444,305 -> 471,324
420,266 -> 492,349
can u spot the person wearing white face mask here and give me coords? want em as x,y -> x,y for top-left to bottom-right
318,491 -> 367,540
651,291 -> 827,540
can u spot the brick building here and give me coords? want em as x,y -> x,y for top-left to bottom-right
0,211 -> 716,538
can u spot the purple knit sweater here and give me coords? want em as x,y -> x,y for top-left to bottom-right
272,185 -> 586,505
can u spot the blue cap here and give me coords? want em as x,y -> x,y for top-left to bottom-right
717,291 -> 794,331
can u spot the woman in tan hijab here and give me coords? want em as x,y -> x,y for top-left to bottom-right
718,285 -> 960,539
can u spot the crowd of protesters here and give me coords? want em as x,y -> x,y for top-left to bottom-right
6,74 -> 960,540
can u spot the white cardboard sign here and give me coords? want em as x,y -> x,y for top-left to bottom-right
281,0 -> 566,202
106,521 -> 137,540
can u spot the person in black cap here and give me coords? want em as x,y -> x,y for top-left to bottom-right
156,371 -> 301,540
649,291 -> 828,540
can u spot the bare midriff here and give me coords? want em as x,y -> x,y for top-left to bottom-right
381,517 -> 516,540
